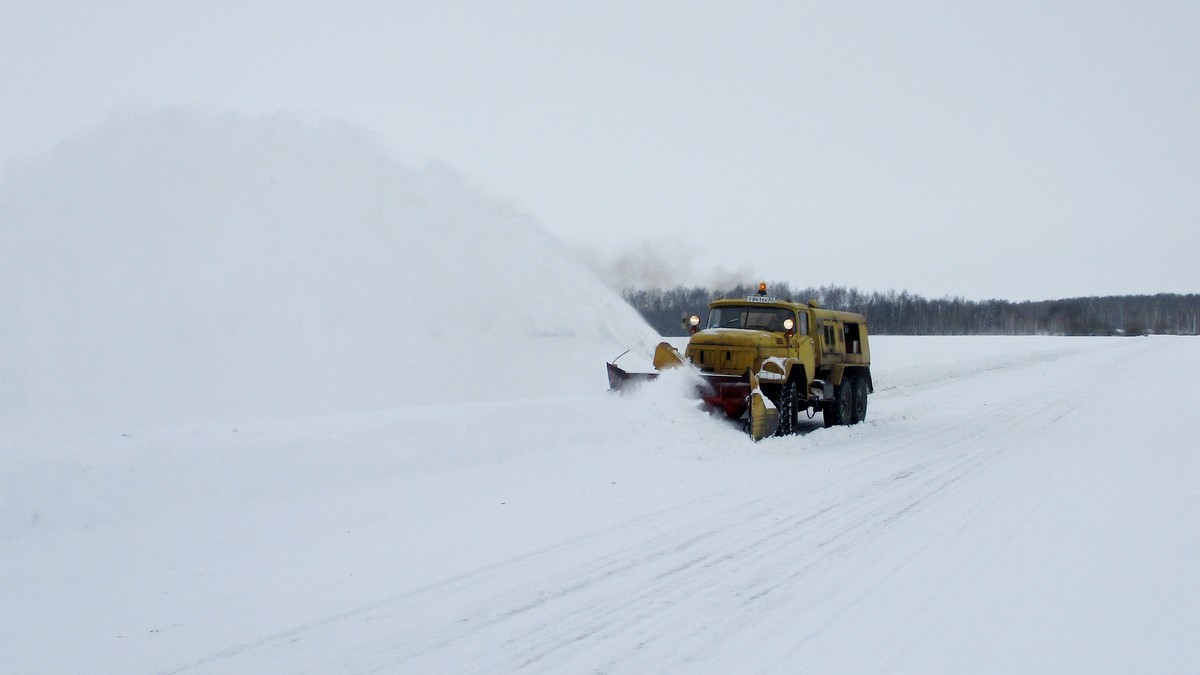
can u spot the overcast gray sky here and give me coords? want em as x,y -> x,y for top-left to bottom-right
3,1 -> 1197,301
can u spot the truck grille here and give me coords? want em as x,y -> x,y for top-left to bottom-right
692,347 -> 755,374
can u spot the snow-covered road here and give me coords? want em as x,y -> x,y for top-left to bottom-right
5,335 -> 1197,673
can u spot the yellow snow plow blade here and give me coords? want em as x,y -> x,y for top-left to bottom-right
652,341 -> 689,370
746,371 -> 780,442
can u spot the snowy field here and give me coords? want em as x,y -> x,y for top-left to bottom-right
4,335 -> 1198,674
3,111 -> 1198,673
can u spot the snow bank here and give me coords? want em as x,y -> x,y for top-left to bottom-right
0,109 -> 658,439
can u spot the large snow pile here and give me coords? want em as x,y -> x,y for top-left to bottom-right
0,109 -> 658,438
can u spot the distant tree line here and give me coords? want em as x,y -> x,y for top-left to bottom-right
624,283 -> 1200,337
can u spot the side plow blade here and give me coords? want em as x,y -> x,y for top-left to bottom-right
606,361 -> 659,391
607,342 -> 686,392
607,347 -> 779,442
746,371 -> 780,441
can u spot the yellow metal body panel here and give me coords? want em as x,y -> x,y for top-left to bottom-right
746,371 -> 780,441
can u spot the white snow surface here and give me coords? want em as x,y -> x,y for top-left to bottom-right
3,112 -> 1199,673
4,334 -> 1199,673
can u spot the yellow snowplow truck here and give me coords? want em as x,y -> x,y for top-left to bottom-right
608,284 -> 873,441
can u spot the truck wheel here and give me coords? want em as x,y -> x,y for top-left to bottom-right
823,381 -> 852,427
822,401 -> 838,428
851,377 -> 868,424
838,380 -> 854,425
775,380 -> 799,436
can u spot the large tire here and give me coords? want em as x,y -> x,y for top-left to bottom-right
836,381 -> 853,425
822,392 -> 839,427
851,377 -> 869,424
774,380 -> 799,436
823,380 -> 852,427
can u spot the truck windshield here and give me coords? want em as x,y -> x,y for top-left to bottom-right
707,306 -> 796,332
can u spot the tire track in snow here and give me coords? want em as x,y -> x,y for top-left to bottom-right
441,340 -> 1151,671
768,337 -> 1152,671
166,339 -> 1152,673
